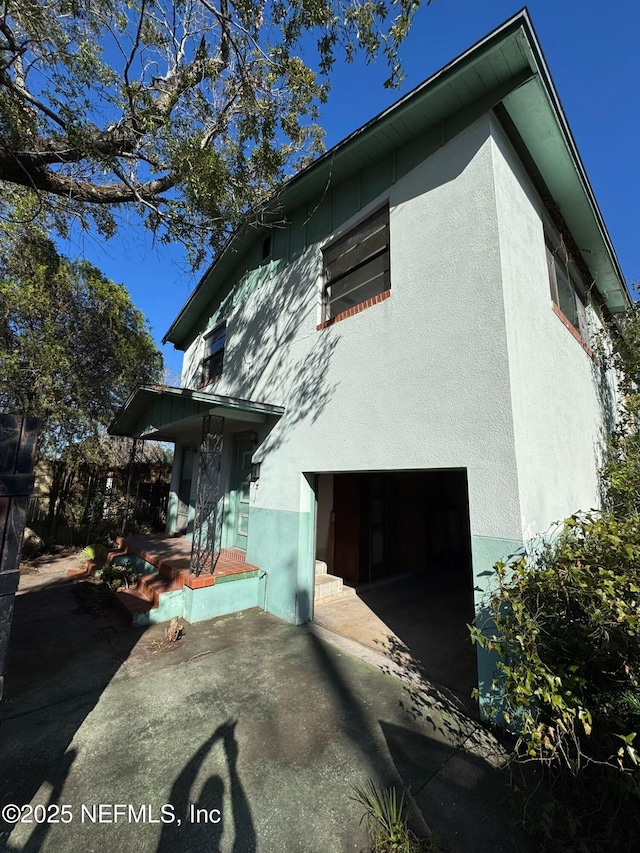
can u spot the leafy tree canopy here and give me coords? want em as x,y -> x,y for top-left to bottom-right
0,0 -> 430,267
0,216 -> 163,457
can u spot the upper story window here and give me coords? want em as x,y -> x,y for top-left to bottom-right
323,205 -> 390,321
201,323 -> 226,386
546,234 -> 590,345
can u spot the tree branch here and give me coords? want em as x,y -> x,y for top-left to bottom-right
0,150 -> 176,202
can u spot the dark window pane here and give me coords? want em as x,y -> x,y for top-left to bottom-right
323,206 -> 390,320
202,351 -> 224,384
555,257 -> 578,327
328,264 -> 390,318
202,324 -> 226,384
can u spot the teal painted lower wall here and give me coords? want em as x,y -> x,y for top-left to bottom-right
135,589 -> 184,627
470,534 -> 523,721
183,575 -> 260,623
470,533 -> 523,602
246,505 -> 314,626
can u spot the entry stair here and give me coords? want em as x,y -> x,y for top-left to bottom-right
314,560 -> 356,605
107,537 -> 252,627
106,543 -> 352,625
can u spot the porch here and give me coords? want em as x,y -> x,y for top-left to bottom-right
109,532 -> 261,626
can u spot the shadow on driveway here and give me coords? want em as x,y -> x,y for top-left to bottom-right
0,575 -> 147,852
1,578 -> 533,852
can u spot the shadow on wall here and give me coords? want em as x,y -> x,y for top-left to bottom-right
209,249 -> 341,458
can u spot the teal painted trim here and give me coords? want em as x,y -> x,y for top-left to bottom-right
470,534 -> 523,723
183,576 -> 259,623
331,174 -> 360,229
213,570 -> 258,584
470,534 -> 523,602
361,153 -> 394,207
166,491 -> 179,534
131,589 -> 184,627
246,505 -> 313,626
202,258 -> 286,341
145,589 -> 184,626
306,195 -> 331,246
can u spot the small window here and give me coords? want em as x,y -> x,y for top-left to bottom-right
323,205 -> 390,320
262,234 -> 272,261
546,236 -> 589,344
201,324 -> 226,385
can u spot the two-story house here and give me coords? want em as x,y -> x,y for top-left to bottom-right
110,10 -> 629,702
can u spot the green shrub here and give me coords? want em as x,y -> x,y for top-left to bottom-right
100,558 -> 139,591
471,512 -> 640,849
601,396 -> 640,519
80,543 -> 109,564
351,781 -> 438,852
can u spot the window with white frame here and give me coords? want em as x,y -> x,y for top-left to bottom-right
323,205 -> 390,320
546,233 -> 590,344
201,323 -> 226,385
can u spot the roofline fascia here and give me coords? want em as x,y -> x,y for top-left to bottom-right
513,13 -> 629,307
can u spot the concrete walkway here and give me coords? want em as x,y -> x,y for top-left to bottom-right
0,557 -> 534,853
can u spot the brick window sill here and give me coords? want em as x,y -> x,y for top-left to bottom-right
551,302 -> 598,363
317,289 -> 391,331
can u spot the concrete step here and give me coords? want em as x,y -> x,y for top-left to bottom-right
315,560 -> 328,576
314,572 -> 357,601
314,584 -> 357,606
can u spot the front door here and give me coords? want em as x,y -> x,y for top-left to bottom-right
230,436 -> 253,549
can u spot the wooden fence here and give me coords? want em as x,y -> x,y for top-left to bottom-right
0,415 -> 39,701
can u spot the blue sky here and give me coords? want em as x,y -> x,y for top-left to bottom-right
59,0 -> 640,375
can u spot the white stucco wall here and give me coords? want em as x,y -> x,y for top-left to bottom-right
177,110 -> 619,587
490,116 -> 618,539
183,116 -> 523,546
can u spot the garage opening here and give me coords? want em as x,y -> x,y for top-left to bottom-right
314,470 -> 477,709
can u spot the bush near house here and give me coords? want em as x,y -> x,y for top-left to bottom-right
471,513 -> 640,849
471,305 -> 640,851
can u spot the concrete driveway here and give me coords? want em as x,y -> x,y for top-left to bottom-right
0,557 -> 533,852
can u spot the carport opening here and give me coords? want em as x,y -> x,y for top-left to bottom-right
314,469 -> 476,707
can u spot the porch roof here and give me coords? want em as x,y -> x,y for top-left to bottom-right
108,385 -> 284,443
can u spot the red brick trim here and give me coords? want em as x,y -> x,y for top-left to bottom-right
316,289 -> 391,330
551,302 -> 598,364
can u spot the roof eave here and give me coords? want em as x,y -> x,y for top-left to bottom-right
165,8 -> 628,348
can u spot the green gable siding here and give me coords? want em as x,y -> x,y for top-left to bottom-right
330,174 -> 361,229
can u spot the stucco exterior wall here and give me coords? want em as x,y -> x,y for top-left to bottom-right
173,111 -> 619,638
490,115 -> 617,540
178,116 -> 527,622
